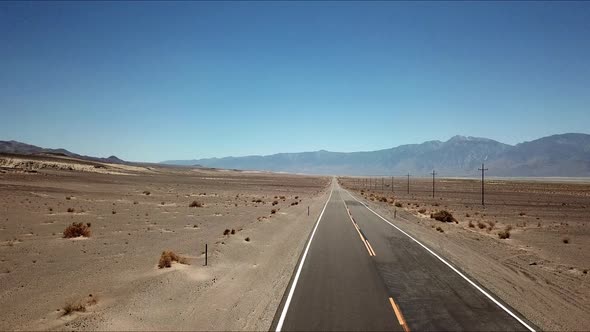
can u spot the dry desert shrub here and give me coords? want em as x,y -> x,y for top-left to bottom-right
477,221 -> 486,229
67,207 -> 75,213
435,226 -> 444,233
189,200 -> 203,208
468,220 -> 475,228
272,200 -> 279,206
487,221 -> 496,231
563,237 -> 570,244
271,209 -> 276,214
158,250 -> 188,268
418,208 -> 426,214
430,210 -> 456,223
143,190 -> 151,195
63,301 -> 86,315
498,227 -> 511,239
394,202 -> 403,208
231,229 -> 235,235
223,229 -> 230,235
63,222 -> 91,238
245,237 -> 250,242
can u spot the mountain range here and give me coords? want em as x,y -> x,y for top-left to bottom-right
162,133 -> 590,177
0,140 -> 125,165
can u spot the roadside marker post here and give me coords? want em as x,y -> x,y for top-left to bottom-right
205,243 -> 208,266
308,206 -> 310,216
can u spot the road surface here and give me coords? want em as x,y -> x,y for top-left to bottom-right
272,180 -> 535,331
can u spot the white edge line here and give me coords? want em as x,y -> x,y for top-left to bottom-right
342,188 -> 536,332
275,183 -> 334,332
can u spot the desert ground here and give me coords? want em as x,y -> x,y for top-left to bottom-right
0,154 -> 330,331
339,176 -> 590,331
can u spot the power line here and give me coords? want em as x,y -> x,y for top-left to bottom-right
431,169 -> 437,198
478,163 -> 488,206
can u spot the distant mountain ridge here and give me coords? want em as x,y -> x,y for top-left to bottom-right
0,140 -> 126,165
162,133 -> 590,177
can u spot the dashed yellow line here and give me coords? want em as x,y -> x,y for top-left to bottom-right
389,297 -> 410,332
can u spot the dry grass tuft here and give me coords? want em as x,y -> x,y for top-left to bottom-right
67,207 -> 75,213
563,237 -> 570,244
430,210 -> 456,223
63,222 -> 91,238
272,200 -> 279,206
189,201 -> 203,208
468,220 -> 475,228
418,208 -> 427,214
394,202 -> 403,208
435,226 -> 444,233
271,209 -> 276,214
158,250 -> 188,268
143,190 -> 151,195
477,221 -> 486,229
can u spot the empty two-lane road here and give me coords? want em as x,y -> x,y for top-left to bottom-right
272,181 -> 535,331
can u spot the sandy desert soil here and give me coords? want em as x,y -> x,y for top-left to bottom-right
339,177 -> 590,331
0,155 -> 330,331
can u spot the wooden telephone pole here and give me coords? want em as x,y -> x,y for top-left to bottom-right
391,176 -> 394,192
478,163 -> 488,206
406,173 -> 410,194
431,170 -> 437,198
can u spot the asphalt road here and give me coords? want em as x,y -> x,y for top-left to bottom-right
272,180 -> 535,332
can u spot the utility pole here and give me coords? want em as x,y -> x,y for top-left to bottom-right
478,163 -> 488,206
407,173 -> 410,195
391,176 -> 394,192
381,177 -> 384,191
431,170 -> 437,198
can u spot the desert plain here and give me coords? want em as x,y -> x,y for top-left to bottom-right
0,153 -> 330,330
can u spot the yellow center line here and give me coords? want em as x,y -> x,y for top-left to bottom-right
389,297 -> 410,332
366,240 -> 376,256
343,201 -> 374,256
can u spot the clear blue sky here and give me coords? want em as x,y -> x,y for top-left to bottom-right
2,1 -> 589,162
